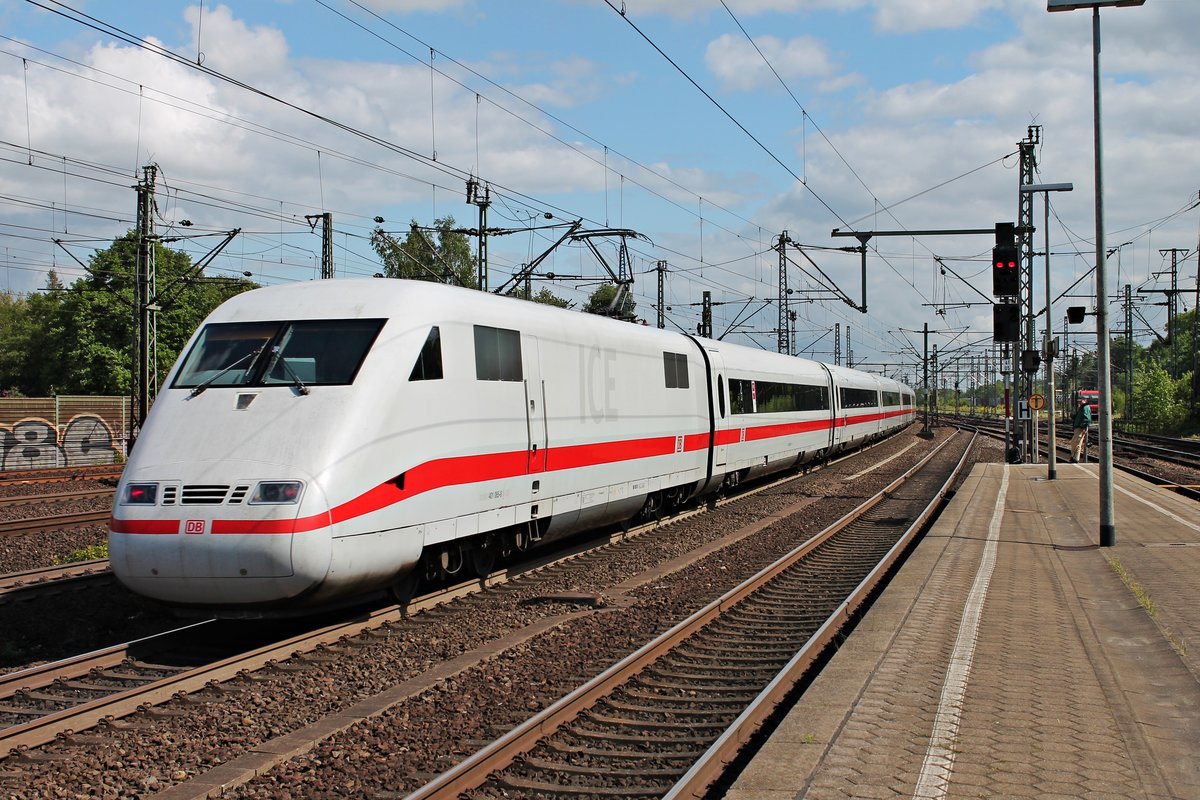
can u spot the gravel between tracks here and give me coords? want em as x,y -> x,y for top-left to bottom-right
3,427 -> 967,799
0,478 -> 115,574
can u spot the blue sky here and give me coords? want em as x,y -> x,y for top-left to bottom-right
1,0 -> 1197,381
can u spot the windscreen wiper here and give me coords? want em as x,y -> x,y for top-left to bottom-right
189,346 -> 264,398
269,346 -> 311,395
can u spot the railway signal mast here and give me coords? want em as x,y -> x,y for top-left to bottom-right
1048,0 -> 1146,547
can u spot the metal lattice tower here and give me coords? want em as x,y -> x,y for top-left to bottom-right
134,164 -> 158,437
1018,125 -> 1040,457
777,231 -> 791,353
656,260 -> 666,329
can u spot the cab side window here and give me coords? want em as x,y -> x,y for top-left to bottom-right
409,326 -> 443,381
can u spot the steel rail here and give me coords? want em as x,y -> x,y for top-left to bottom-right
956,418 -> 1200,501
0,430 -> 911,762
0,503 -> 726,756
0,468 -> 122,488
0,620 -> 214,700
0,489 -> 112,509
0,560 -> 111,602
666,432 -> 974,798
0,510 -> 111,537
405,431 -> 968,799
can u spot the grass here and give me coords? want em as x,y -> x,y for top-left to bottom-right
1108,555 -> 1187,658
1107,556 -> 1156,616
52,542 -> 109,564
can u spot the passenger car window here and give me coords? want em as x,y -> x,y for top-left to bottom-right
663,352 -> 689,389
474,325 -> 522,381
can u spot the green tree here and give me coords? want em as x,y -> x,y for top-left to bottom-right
0,234 -> 255,396
1132,360 -> 1188,434
583,283 -> 636,321
530,287 -> 571,308
0,273 -> 68,395
0,291 -> 30,394
501,285 -> 571,308
370,217 -> 476,288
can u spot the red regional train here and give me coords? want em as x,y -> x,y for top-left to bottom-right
108,280 -> 915,615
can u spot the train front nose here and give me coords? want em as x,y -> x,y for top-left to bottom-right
108,467 -> 333,608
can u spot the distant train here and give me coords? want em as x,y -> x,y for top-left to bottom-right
1075,389 -> 1100,418
108,279 -> 915,615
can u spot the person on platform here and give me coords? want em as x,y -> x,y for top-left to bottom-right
1069,396 -> 1091,463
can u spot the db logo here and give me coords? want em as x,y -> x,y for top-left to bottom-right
185,520 -> 206,534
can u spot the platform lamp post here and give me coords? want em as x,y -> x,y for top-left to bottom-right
1021,182 -> 1073,481
1047,0 -> 1143,546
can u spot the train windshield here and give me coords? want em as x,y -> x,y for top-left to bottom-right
172,319 -> 386,389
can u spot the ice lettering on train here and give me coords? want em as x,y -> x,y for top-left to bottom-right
579,345 -> 619,422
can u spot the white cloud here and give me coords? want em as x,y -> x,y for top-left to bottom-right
0,0 -> 1194,369
185,4 -> 289,77
705,32 -> 837,91
870,0 -> 1002,34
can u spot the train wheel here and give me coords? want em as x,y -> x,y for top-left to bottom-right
640,491 -> 664,520
664,486 -> 686,509
471,534 -> 497,578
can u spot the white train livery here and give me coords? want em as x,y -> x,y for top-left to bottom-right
109,279 -> 915,614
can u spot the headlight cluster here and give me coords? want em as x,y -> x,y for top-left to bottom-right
122,483 -> 158,504
250,481 -> 303,504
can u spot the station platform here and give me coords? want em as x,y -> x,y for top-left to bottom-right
727,462 -> 1200,800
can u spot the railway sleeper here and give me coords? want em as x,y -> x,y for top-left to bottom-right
54,734 -> 110,747
61,680 -> 125,692
671,647 -> 791,666
0,704 -> 39,716
706,624 -> 822,642
6,750 -> 73,764
622,688 -> 753,707
520,756 -> 683,779
683,639 -> 802,658
18,690 -> 79,704
99,717 -> 156,730
496,772 -> 667,797
582,712 -> 730,732
545,740 -> 701,761
600,699 -> 740,719
563,726 -> 715,746
95,668 -> 158,682
645,664 -> 773,683
144,707 -> 190,718
126,662 -> 192,671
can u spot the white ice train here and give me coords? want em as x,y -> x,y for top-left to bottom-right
108,279 -> 915,615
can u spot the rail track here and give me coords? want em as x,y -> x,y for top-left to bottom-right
0,510 -> 111,537
0,560 -> 112,604
954,416 -> 1200,499
0,489 -> 112,509
0,468 -> 834,757
407,431 -> 972,799
0,432 -> 924,767
0,466 -> 122,488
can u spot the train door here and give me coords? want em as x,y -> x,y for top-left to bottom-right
523,334 -> 547,474
708,349 -> 730,473
819,362 -> 839,451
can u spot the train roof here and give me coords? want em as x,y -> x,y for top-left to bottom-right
199,279 -> 910,392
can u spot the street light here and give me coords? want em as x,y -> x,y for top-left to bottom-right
1047,0 -> 1144,547
1021,182 -> 1074,481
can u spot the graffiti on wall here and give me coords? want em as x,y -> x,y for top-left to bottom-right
0,415 -> 123,471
